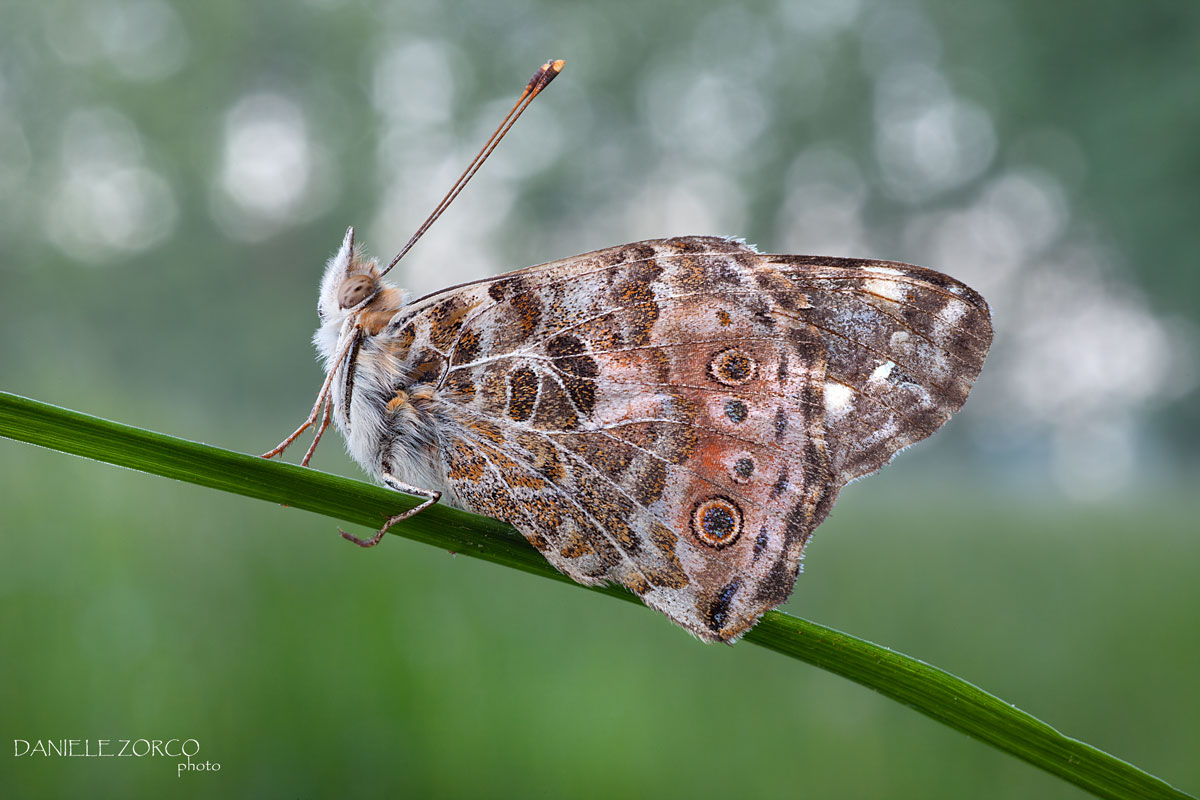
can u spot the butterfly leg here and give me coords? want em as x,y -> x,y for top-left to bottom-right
339,473 -> 442,548
299,396 -> 333,467
262,327 -> 359,461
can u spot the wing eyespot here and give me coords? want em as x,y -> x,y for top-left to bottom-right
691,496 -> 744,549
708,347 -> 758,386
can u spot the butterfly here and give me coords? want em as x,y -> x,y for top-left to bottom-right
264,61 -> 993,642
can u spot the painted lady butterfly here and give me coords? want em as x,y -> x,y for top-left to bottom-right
265,61 -> 992,642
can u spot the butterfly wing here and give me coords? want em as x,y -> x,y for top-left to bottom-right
391,236 -> 991,641
763,253 -> 993,486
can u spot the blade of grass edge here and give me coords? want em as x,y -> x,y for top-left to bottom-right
0,391 -> 1192,800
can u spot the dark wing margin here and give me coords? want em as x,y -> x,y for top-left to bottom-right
766,254 -> 993,485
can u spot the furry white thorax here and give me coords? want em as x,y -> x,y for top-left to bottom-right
311,227 -> 457,503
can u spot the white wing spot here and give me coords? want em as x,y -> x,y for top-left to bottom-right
888,329 -> 918,360
863,278 -> 908,303
824,381 -> 854,417
860,266 -> 907,277
869,360 -> 895,384
931,302 -> 969,335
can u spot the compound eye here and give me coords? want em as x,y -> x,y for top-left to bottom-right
338,275 -> 375,309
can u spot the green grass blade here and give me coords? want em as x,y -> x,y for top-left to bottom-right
0,390 -> 1192,800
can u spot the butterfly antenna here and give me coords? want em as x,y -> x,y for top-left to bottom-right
379,58 -> 565,278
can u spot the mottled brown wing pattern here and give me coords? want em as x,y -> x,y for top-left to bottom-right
762,254 -> 993,485
383,236 -> 991,641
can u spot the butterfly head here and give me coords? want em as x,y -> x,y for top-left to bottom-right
314,226 -> 409,363
317,226 -> 381,322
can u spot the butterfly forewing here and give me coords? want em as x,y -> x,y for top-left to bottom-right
765,255 -> 993,485
356,237 -> 990,641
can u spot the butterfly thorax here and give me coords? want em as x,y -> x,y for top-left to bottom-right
347,339 -> 450,498
321,287 -> 458,503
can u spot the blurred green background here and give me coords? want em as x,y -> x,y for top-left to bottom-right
1,0 -> 1197,797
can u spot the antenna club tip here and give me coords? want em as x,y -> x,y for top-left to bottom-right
526,59 -> 566,93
